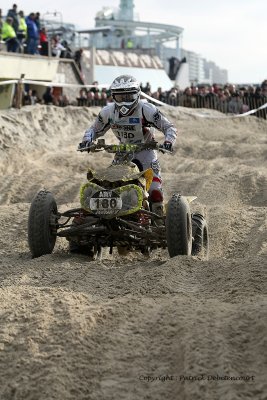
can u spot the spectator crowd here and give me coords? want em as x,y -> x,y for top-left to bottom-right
0,4 -> 74,58
75,80 -> 267,119
150,81 -> 267,119
18,79 -> 267,120
1,5 -> 266,119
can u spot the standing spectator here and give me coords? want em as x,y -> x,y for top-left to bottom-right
101,88 -> 108,105
168,87 -> 179,104
92,81 -> 101,104
2,17 -> 19,52
51,35 -> 66,57
17,10 -> 27,52
213,83 -> 220,94
229,84 -> 237,96
61,40 -> 72,58
39,27 -> 48,56
126,38 -> 133,48
77,88 -> 87,106
254,86 -> 262,100
182,87 -> 193,107
259,82 -> 267,119
228,92 -> 243,114
253,86 -> 265,118
90,81 -> 100,95
58,93 -> 69,107
205,85 -> 218,108
216,87 -> 231,113
42,87 -> 55,105
190,86 -> 198,108
23,89 -> 39,105
87,89 -> 95,106
74,48 -> 83,72
152,87 -> 166,102
241,86 -> 253,111
238,88 -> 249,113
143,82 -> 151,94
0,9 -> 3,41
7,4 -> 19,33
25,12 -> 39,54
35,12 -> 41,32
196,86 -> 207,108
261,81 -> 267,97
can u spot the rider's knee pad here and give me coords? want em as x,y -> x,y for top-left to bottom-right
150,189 -> 163,203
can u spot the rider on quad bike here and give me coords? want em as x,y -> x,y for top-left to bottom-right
27,77 -> 209,260
79,75 -> 177,216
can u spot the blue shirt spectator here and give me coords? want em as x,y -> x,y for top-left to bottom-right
26,12 -> 39,54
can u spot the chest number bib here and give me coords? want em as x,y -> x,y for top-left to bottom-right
111,117 -> 143,143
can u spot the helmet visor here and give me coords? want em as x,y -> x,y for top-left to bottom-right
113,92 -> 138,103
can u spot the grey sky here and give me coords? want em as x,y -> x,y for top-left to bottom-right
7,0 -> 267,83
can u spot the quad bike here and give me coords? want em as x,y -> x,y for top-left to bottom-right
28,140 -> 209,259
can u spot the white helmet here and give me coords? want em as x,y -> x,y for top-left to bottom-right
110,75 -> 141,116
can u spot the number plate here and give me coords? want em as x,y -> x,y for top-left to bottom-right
90,190 -> 122,214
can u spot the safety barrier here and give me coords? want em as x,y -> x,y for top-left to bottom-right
141,92 -> 267,120
164,94 -> 267,119
0,79 -> 266,120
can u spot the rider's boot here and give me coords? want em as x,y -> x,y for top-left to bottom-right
149,189 -> 164,217
151,201 -> 164,216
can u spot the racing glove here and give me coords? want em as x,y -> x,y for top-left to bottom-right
162,141 -> 173,152
78,141 -> 92,151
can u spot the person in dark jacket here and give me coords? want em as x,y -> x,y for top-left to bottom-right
42,87 -> 54,104
7,3 -> 19,33
74,48 -> 83,71
35,12 -> 41,32
25,12 -> 39,54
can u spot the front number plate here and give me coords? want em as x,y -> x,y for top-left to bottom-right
89,190 -> 122,214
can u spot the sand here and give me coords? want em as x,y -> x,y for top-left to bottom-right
0,104 -> 266,400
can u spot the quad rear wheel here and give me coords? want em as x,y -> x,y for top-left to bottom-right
166,194 -> 192,257
28,190 -> 58,258
191,213 -> 209,259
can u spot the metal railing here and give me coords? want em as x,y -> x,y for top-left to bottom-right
75,93 -> 267,119
164,94 -> 267,119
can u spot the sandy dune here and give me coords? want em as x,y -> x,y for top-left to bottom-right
0,104 -> 266,399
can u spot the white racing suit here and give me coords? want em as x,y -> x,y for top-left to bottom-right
82,100 -> 177,207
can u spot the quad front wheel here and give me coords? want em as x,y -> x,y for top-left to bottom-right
165,194 -> 192,257
28,190 -> 58,258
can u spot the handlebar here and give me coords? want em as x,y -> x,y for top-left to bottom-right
77,140 -> 172,154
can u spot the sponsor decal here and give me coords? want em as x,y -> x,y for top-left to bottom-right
120,106 -> 129,115
111,124 -> 135,131
98,114 -> 104,123
151,160 -> 161,174
153,111 -> 162,123
129,117 -> 140,123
